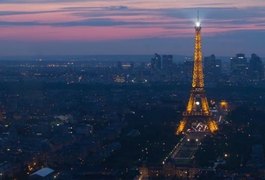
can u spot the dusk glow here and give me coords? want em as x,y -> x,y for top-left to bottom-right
0,0 -> 264,55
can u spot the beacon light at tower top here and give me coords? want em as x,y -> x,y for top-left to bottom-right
195,21 -> 201,28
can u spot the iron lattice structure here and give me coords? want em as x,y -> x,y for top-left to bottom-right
177,21 -> 218,135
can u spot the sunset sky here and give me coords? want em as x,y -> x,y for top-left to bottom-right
0,0 -> 264,56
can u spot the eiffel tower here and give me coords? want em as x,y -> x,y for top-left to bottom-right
177,15 -> 218,135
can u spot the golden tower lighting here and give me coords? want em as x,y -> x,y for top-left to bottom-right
176,16 -> 218,135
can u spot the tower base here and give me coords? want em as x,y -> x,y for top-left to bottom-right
176,116 -> 218,135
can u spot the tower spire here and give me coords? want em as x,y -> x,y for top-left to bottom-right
197,10 -> 200,22
195,10 -> 201,30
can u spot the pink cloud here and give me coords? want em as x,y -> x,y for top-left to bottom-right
0,0 -> 264,42
0,26 -> 183,41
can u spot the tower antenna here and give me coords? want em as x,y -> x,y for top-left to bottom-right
197,10 -> 200,22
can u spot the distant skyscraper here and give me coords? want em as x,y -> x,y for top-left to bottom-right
204,54 -> 222,83
117,61 -> 122,70
162,55 -> 173,70
230,53 -> 248,82
183,60 -> 193,81
249,53 -> 264,81
151,53 -> 161,70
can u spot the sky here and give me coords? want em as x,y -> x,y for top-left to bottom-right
0,0 -> 264,56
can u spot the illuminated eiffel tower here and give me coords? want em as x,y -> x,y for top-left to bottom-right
176,15 -> 218,135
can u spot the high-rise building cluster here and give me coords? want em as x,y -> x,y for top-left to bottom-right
149,53 -> 264,86
150,54 -> 174,71
230,53 -> 264,82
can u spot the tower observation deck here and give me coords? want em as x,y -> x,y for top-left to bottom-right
177,17 -> 218,135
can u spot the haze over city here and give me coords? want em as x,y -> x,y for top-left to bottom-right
0,0 -> 264,56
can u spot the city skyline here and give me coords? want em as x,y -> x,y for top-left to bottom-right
0,2 -> 264,177
0,0 -> 265,56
